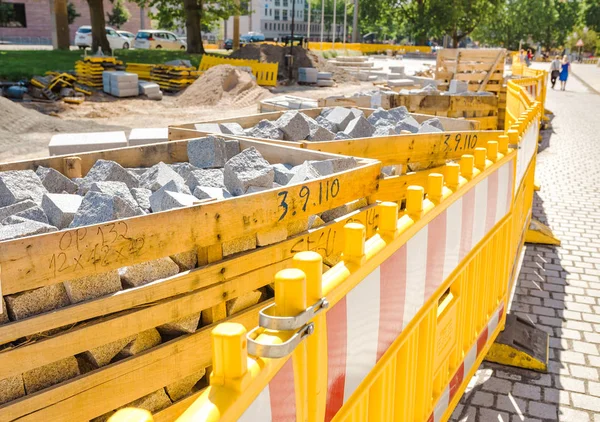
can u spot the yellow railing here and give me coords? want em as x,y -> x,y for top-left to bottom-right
307,42 -> 432,54
198,55 -> 279,86
110,59 -> 544,422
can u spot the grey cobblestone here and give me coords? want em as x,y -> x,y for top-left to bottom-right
559,407 -> 590,422
455,73 -> 600,421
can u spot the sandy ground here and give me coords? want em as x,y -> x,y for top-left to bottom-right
1,56 -> 441,163
1,80 -> 377,163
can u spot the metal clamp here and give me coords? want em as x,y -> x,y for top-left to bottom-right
258,298 -> 329,331
247,323 -> 314,359
245,297 -> 328,359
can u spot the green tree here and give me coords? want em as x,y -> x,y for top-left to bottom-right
107,0 -> 131,28
472,0 -> 581,50
582,0 -> 600,32
136,0 -> 242,53
566,26 -> 598,53
67,1 -> 81,25
358,0 -> 407,41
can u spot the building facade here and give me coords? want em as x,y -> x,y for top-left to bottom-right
223,0 -> 336,41
0,0 -> 151,44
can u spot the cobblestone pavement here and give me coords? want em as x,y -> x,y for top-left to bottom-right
571,64 -> 600,94
452,69 -> 600,421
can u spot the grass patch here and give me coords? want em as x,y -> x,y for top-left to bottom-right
0,48 -> 230,81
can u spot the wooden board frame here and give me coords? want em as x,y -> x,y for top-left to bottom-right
0,204 -> 380,422
167,107 -> 479,142
434,48 -> 507,94
0,138 -> 379,295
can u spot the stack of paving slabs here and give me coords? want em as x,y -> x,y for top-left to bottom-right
103,71 -> 139,98
126,63 -> 154,80
138,81 -> 162,101
75,57 -> 125,88
150,64 -> 199,92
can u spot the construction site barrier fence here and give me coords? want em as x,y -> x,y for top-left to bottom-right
107,58 -> 543,422
198,55 -> 278,86
307,42 -> 432,54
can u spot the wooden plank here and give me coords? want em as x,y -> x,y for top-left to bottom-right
375,165 -> 448,203
456,49 -> 505,59
457,62 -> 503,72
468,84 -> 503,92
0,205 -> 378,345
302,131 -> 502,166
0,261 -> 285,381
198,244 -> 226,325
0,152 -> 379,294
470,116 -> 498,130
453,73 -> 504,82
0,304 -> 263,422
449,96 -> 498,113
479,51 -> 506,92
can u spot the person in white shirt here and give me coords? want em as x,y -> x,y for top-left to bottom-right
549,55 -> 561,89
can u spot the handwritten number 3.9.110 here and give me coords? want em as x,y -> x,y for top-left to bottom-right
278,179 -> 340,221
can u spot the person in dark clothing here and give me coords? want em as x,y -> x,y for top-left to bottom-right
550,55 -> 561,89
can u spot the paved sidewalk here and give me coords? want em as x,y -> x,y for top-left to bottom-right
571,64 -> 600,94
452,66 -> 600,420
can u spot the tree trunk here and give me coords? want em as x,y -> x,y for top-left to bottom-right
415,0 -> 427,45
184,0 -> 204,54
87,0 -> 110,53
50,0 -> 70,50
452,27 -> 462,48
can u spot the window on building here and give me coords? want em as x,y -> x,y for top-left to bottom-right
265,6 -> 268,16
274,9 -> 280,20
0,3 -> 27,27
283,0 -> 288,6
274,0 -> 280,6
283,9 -> 287,20
270,8 -> 272,15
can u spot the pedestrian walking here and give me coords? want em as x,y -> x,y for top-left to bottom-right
550,55 -> 561,89
559,55 -> 570,91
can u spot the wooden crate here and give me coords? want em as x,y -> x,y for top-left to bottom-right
387,93 -> 499,130
0,138 -> 380,421
258,95 -> 318,113
435,49 -> 507,93
168,107 -> 480,142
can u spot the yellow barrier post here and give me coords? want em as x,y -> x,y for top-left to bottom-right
293,252 -> 326,422
109,409 -> 153,422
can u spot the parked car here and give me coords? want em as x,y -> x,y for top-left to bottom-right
134,30 -> 187,50
224,38 -> 248,50
74,26 -> 130,50
117,30 -> 136,44
246,32 -> 265,42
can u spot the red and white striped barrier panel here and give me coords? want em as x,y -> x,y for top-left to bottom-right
515,117 -> 539,193
238,359 -> 296,422
324,159 -> 515,421
427,301 -> 506,422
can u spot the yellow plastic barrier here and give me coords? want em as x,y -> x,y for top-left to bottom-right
198,55 -> 279,86
307,42 -> 432,54
111,60 -> 544,422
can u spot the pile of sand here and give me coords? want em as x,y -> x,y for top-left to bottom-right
230,44 -> 357,84
0,97 -> 96,135
176,65 -> 271,107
